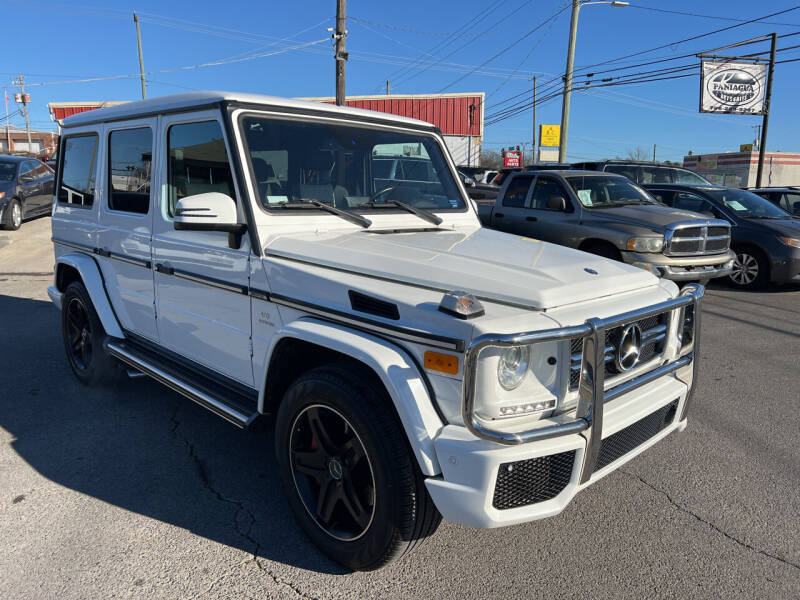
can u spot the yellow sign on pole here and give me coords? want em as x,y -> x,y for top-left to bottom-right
539,124 -> 561,147
740,143 -> 753,152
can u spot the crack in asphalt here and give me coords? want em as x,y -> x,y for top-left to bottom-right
169,404 -> 319,600
620,469 -> 800,572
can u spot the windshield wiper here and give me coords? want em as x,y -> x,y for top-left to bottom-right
274,199 -> 371,228
360,200 -> 443,226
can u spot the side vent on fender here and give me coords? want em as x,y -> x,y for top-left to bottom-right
348,290 -> 400,320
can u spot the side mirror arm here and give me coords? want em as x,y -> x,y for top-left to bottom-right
174,221 -> 248,250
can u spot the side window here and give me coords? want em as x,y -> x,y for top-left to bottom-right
640,167 -> 671,184
649,190 -> 673,205
58,134 -> 99,206
782,193 -> 800,214
33,163 -> 49,180
167,120 -> 235,217
19,161 -> 35,181
502,177 -> 533,208
672,192 -> 708,213
108,127 -> 152,215
530,177 -> 569,210
605,165 -> 640,182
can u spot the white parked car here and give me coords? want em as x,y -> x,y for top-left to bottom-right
48,92 -> 703,571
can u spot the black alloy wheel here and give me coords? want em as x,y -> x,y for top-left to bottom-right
289,405 -> 375,541
65,296 -> 93,372
61,281 -> 120,385
275,364 -> 441,571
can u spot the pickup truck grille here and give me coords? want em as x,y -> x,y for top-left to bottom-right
569,312 -> 670,391
665,224 -> 730,256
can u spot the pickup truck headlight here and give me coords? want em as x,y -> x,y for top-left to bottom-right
474,343 -> 560,421
627,236 -> 664,253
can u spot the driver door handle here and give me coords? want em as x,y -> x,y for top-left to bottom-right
526,216 -> 537,222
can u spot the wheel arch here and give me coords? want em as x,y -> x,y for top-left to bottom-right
578,237 -> 623,257
731,241 -> 771,280
55,253 -> 124,338
260,318 -> 444,476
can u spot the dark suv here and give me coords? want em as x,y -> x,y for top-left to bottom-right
746,187 -> 800,216
573,160 -> 711,186
642,183 -> 800,289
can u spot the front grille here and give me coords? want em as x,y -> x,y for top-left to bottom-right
569,312 -> 670,391
594,399 -> 678,471
492,450 -> 576,510
666,224 -> 730,256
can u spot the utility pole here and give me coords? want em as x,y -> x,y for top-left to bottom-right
14,76 -> 32,152
334,0 -> 348,106
531,76 -> 537,164
386,80 -> 390,95
558,0 -> 580,163
755,33 -> 777,188
133,12 -> 146,100
4,88 -> 10,153
653,143 -> 656,163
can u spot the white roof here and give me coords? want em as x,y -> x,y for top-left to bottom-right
61,91 -> 436,129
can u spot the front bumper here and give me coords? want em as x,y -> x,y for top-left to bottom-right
47,285 -> 63,311
770,251 -> 800,283
425,375 -> 689,528
621,249 -> 734,281
425,284 -> 703,528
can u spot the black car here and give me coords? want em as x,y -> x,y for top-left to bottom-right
0,155 -> 55,230
746,187 -> 800,216
573,160 -> 712,186
457,170 -> 498,202
642,183 -> 800,289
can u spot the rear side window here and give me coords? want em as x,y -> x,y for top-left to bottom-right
108,127 -> 152,215
59,134 -> 99,207
605,164 -> 640,182
530,177 -> 568,209
503,177 -> 533,208
167,120 -> 235,217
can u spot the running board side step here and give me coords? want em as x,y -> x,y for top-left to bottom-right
105,340 -> 259,429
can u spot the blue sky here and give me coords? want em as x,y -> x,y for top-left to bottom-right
3,0 -> 800,163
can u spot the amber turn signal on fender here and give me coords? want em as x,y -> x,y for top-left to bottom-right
424,351 -> 459,375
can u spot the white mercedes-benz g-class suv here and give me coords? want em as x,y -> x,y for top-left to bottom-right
49,92 -> 703,571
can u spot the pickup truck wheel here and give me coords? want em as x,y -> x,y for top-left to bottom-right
584,242 -> 622,262
275,365 -> 441,571
61,281 -> 119,385
729,247 -> 768,289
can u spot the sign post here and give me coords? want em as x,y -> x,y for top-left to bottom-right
756,33 -> 777,188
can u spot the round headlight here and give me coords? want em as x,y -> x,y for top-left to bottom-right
497,345 -> 530,390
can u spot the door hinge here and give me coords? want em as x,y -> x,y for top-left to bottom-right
248,338 -> 253,357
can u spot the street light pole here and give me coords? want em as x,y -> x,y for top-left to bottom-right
558,1 -> 628,163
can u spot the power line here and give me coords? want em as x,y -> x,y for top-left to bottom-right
627,5 -> 800,27
437,2 -> 572,93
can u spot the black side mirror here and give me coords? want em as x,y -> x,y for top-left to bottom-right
547,196 -> 567,211
19,174 -> 34,183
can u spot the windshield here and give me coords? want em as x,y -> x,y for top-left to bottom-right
706,188 -> 791,218
241,116 -> 465,214
566,175 -> 657,208
0,162 -> 16,182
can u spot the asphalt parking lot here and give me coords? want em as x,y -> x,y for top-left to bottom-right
1,217 -> 799,599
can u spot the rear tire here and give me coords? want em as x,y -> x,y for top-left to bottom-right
728,246 -> 768,289
61,281 -> 120,385
1,198 -> 22,230
274,364 -> 441,571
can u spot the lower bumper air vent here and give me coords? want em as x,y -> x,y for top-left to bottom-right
492,450 -> 576,510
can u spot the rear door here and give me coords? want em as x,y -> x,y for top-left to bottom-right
494,175 -> 534,236
521,175 -> 581,246
96,119 -> 158,341
151,111 -> 254,386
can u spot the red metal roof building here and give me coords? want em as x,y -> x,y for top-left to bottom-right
48,101 -> 128,124
301,93 -> 485,166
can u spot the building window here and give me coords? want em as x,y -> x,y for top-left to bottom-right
58,134 -> 99,207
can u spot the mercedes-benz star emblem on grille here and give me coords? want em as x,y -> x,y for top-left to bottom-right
615,323 -> 643,372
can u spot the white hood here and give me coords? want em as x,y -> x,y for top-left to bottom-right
263,226 -> 657,310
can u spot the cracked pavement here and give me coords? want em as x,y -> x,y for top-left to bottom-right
1,217 -> 798,599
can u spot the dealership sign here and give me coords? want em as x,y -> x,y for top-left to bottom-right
700,61 -> 767,114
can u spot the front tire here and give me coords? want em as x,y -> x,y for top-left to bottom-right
61,281 -> 119,385
729,246 -> 768,289
275,364 -> 441,571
